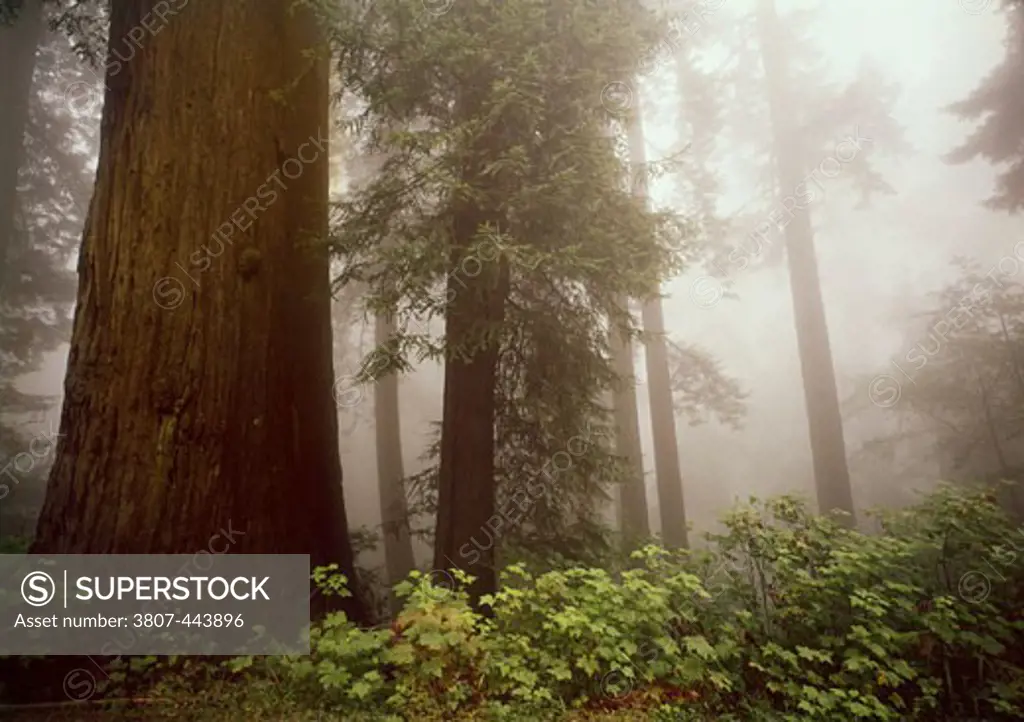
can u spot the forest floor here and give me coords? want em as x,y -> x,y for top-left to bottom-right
5,706 -> 323,721
5,708 -> 664,721
3,698 -> 676,721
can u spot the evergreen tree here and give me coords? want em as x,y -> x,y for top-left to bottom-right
626,88 -> 688,547
328,0 -> 688,597
947,0 -> 1024,211
863,259 -> 1024,518
756,0 -> 855,522
692,0 -> 905,521
330,110 -> 417,605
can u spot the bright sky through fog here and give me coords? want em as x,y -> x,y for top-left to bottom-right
641,0 -> 1007,214
635,0 -> 1009,365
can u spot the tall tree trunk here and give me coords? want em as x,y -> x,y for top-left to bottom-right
0,0 -> 44,299
375,310 -> 415,613
641,297 -> 689,548
597,389 -> 623,529
610,96 -> 652,543
611,303 -> 649,540
433,203 -> 509,601
30,0 -> 366,623
628,91 -> 689,549
369,122 -> 414,609
757,0 -> 855,524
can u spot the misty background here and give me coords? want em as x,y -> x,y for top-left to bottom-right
5,0 -> 1017,564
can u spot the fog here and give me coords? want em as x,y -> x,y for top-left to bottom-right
7,0 -> 1018,552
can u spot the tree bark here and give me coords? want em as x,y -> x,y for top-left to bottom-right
608,90 -> 653,543
641,299 -> 690,547
0,0 -> 44,297
757,0 -> 856,524
627,90 -> 689,548
30,0 -> 366,623
374,310 -> 415,613
433,206 -> 509,602
610,300 -> 650,541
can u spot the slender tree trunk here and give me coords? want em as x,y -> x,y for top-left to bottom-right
980,383 -> 1009,478
757,0 -> 855,524
0,0 -> 44,296
367,122 -> 414,608
996,309 -> 1024,397
375,310 -> 415,613
628,91 -> 689,549
597,389 -> 623,529
641,298 -> 689,548
433,204 -> 509,601
30,0 -> 366,623
971,364 -> 1023,517
994,310 -> 1024,518
609,99 -> 652,543
611,305 -> 649,540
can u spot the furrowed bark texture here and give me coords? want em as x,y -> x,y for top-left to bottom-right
30,0 -> 366,622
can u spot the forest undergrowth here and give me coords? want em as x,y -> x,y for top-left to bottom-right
5,483 -> 1024,721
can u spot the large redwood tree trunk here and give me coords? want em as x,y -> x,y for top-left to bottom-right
30,0 -> 366,622
0,0 -> 43,291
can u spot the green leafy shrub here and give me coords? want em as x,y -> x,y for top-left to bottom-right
0,535 -> 30,553
91,485 -> 1024,721
703,487 -> 1024,720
